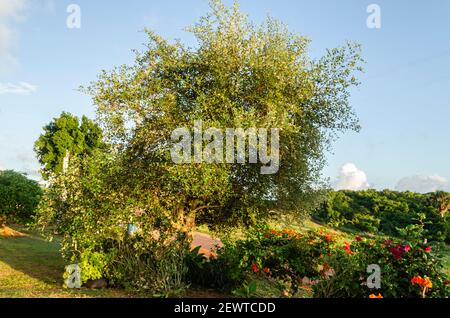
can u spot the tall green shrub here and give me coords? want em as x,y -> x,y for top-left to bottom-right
0,170 -> 42,224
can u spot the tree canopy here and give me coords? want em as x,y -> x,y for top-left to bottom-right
36,0 -> 364,291
34,112 -> 104,179
83,0 -> 363,231
0,170 -> 43,224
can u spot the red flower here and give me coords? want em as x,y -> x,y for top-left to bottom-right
444,280 -> 450,286
424,246 -> 431,253
355,236 -> 362,242
263,267 -> 270,274
252,263 -> 259,273
384,239 -> 392,246
389,244 -> 410,260
343,242 -> 353,255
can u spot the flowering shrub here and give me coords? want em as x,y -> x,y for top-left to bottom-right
200,220 -> 449,298
314,218 -> 449,298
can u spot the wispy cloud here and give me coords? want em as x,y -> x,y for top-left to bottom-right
395,175 -> 448,193
0,82 -> 37,95
0,0 -> 26,18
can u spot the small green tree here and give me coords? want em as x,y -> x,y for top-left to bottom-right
34,112 -> 104,179
0,170 -> 43,224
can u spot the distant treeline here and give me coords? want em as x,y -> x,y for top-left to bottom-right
314,190 -> 450,243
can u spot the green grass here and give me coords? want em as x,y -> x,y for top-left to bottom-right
0,227 -> 133,298
442,245 -> 450,278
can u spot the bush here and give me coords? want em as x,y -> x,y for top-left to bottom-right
189,225 -> 342,295
0,170 -> 42,224
194,221 -> 449,298
315,190 -> 450,243
36,152 -> 192,296
110,235 -> 189,297
314,219 -> 449,298
186,241 -> 245,291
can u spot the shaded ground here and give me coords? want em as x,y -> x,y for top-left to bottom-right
0,226 -> 133,298
0,225 -> 226,298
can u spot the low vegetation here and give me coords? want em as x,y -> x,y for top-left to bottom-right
314,190 -> 450,243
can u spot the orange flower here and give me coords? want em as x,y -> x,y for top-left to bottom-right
411,276 -> 432,288
411,275 -> 432,298
369,294 -> 383,298
411,276 -> 422,285
325,233 -> 333,242
422,277 -> 432,289
263,267 -> 270,274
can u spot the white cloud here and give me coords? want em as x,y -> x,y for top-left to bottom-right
395,175 -> 448,193
333,163 -> 370,191
0,81 -> 37,95
0,0 -> 26,18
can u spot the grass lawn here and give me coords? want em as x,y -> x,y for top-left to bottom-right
442,245 -> 450,278
0,226 -> 231,298
0,226 -> 133,298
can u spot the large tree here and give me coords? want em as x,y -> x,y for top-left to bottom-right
83,0 -> 363,233
36,0 -> 364,291
34,112 -> 104,179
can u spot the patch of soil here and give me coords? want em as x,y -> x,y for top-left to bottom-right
185,288 -> 233,298
192,232 -> 223,258
0,225 -> 26,238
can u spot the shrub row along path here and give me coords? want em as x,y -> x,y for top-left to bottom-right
0,225 -> 222,298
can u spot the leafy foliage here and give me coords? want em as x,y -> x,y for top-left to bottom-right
36,151 -> 190,295
36,0 -> 364,294
315,189 -> 450,243
34,112 -> 104,180
314,216 -> 449,298
190,222 -> 449,298
83,0 -> 363,231
0,170 -> 42,224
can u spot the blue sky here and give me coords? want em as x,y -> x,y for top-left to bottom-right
0,0 -> 449,192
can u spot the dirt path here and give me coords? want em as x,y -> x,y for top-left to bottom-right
192,232 -> 222,257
